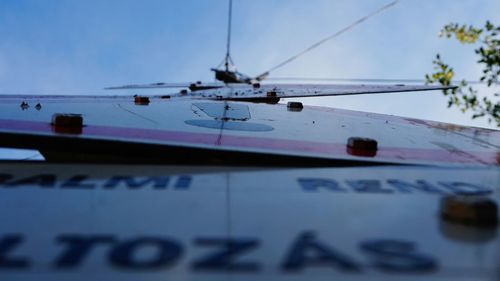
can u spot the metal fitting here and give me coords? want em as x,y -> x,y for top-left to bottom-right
20,101 -> 29,110
134,96 -> 150,105
346,137 -> 378,157
51,113 -> 83,134
287,102 -> 303,112
440,195 -> 498,227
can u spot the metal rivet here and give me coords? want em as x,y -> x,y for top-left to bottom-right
287,102 -> 303,112
52,113 -> 83,127
441,195 -> 498,227
346,137 -> 378,157
134,96 -> 150,105
51,113 -> 83,134
20,101 -> 29,110
347,137 -> 377,151
264,91 -> 280,104
266,91 -> 277,97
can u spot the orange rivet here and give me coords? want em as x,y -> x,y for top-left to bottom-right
51,113 -> 83,134
441,195 -> 498,227
266,91 -> 277,97
346,137 -> 378,157
134,96 -> 150,105
287,102 -> 303,111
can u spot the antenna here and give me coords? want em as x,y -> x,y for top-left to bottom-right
254,0 -> 400,81
224,0 -> 234,71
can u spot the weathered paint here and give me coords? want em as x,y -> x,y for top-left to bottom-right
0,98 -> 498,166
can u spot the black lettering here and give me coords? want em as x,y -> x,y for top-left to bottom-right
298,178 -> 345,192
346,180 -> 392,193
54,235 -> 115,268
61,175 -> 96,189
281,231 -> 360,272
439,181 -> 492,195
387,179 -> 443,194
103,176 -> 170,189
7,174 -> 56,188
360,239 -> 437,272
110,237 -> 182,269
192,238 -> 259,271
174,176 -> 192,189
0,235 -> 29,269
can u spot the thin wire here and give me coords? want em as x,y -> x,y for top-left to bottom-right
268,77 -> 423,83
266,77 -> 493,85
256,0 -> 399,77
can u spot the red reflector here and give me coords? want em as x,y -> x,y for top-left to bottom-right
51,113 -> 83,134
134,96 -> 150,105
346,137 -> 377,157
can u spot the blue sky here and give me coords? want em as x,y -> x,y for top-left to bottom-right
0,0 -> 499,158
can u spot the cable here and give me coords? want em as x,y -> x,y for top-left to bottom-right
266,77 -> 493,85
254,0 -> 400,79
268,77 -> 423,83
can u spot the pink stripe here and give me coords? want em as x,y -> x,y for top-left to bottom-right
0,119 -> 497,165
